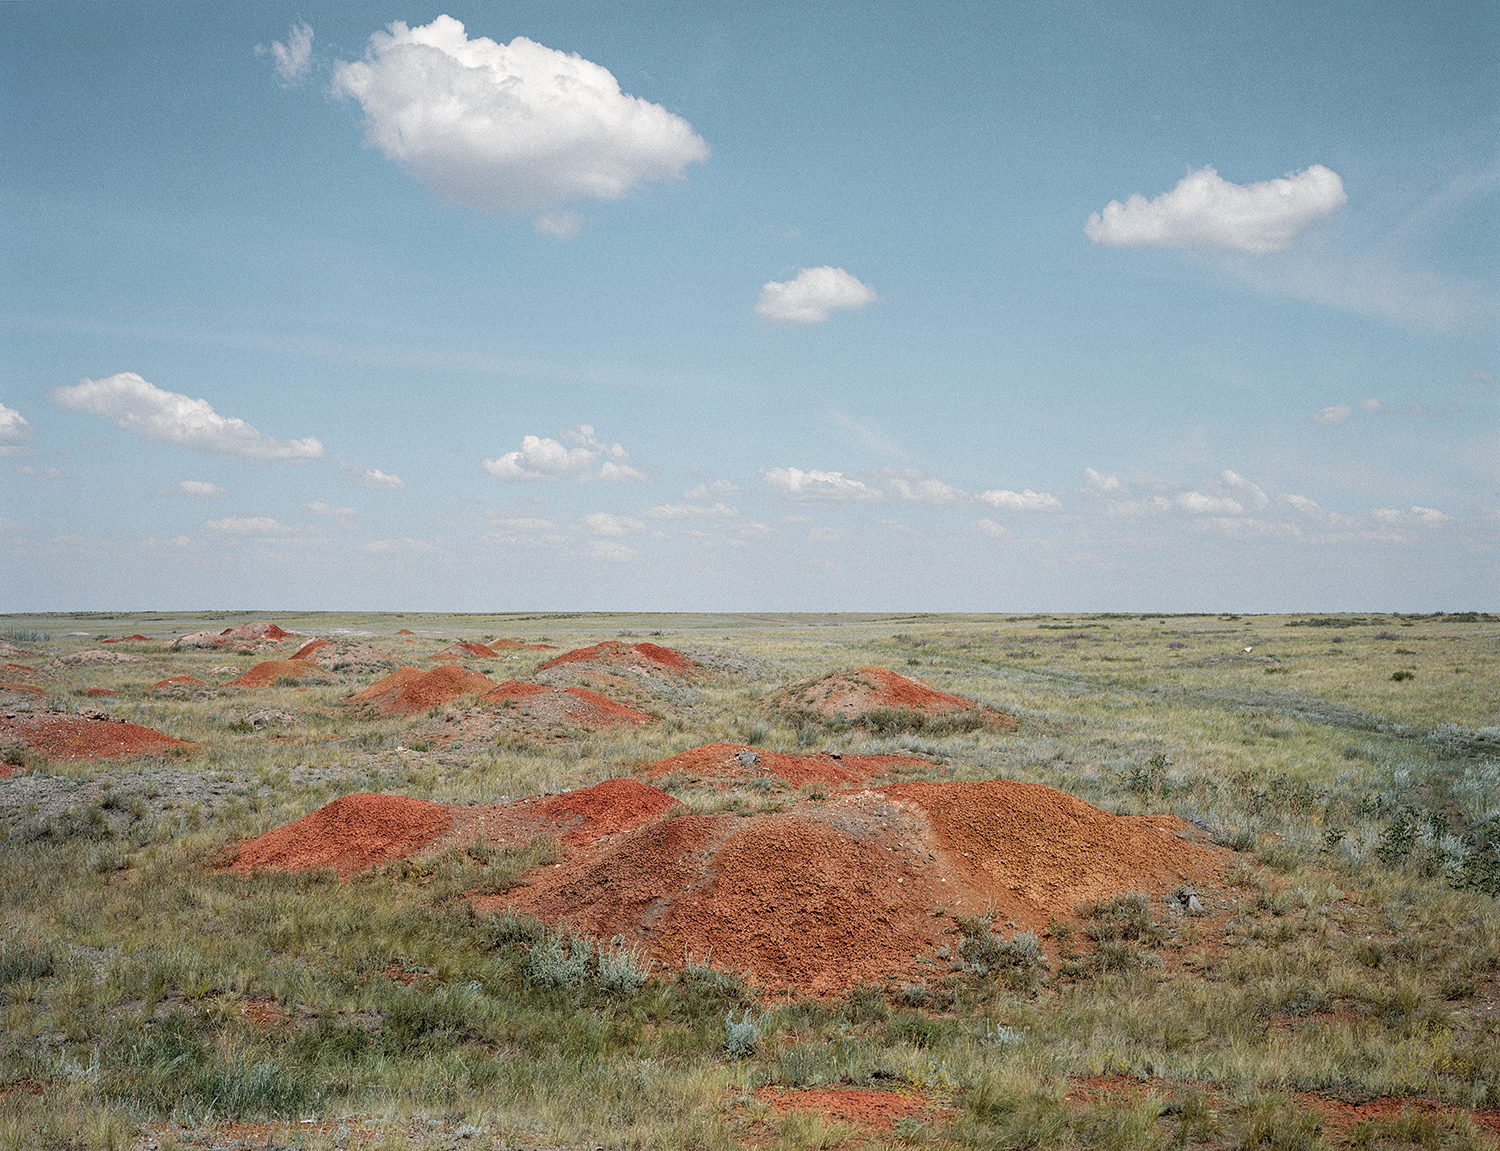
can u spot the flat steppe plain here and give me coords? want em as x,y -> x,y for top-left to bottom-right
1,610 -> 1497,1150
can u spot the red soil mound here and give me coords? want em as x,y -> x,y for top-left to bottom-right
228,794 -> 454,880
477,680 -> 655,728
152,675 -> 207,691
432,642 -> 500,660
350,664 -> 496,716
224,659 -> 332,688
290,638 -> 330,660
396,628 -> 415,635
539,640 -> 696,676
772,666 -> 1017,729
101,634 -> 151,643
80,688 -> 118,696
537,779 -> 681,843
0,683 -> 48,698
223,622 -> 292,641
2,664 -> 42,678
0,711 -> 194,761
486,780 -> 1224,994
647,743 -> 927,788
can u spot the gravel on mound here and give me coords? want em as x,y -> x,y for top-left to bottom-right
50,649 -> 148,666
536,779 -> 681,842
101,634 -> 152,644
483,780 -> 1225,994
228,793 -> 453,879
152,675 -> 207,692
647,742 -> 927,787
539,640 -> 696,676
3,664 -> 44,679
430,642 -> 501,660
769,665 -> 1017,729
224,659 -> 333,688
290,638 -> 399,674
0,709 -> 193,761
349,665 -> 497,715
477,680 -> 654,728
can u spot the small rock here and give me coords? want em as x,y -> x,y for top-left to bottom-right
1186,895 -> 1205,915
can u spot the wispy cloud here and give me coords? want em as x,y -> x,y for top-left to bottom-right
364,537 -> 440,554
204,516 -> 307,536
1086,164 -> 1346,254
643,502 -> 739,520
755,267 -> 878,325
306,501 -> 356,517
762,466 -> 881,502
1311,403 -> 1353,425
889,473 -> 967,505
582,512 -> 643,536
589,539 -> 639,562
259,21 -> 314,83
338,456 -> 405,490
154,479 -> 228,499
483,425 -> 648,482
978,488 -> 1061,511
331,16 -> 708,232
51,373 -> 324,461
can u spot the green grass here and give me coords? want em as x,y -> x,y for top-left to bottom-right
1,610 -> 1497,1148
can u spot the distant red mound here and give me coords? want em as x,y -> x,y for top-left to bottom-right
0,683 -> 47,698
101,634 -> 151,644
432,642 -> 500,660
350,664 -> 496,715
396,629 -> 415,635
224,659 -> 333,688
228,794 -> 454,880
0,710 -> 193,761
152,675 -> 207,692
223,622 -> 292,641
173,621 -> 292,650
478,680 -> 655,728
539,640 -> 695,676
2,664 -> 42,679
80,688 -> 118,696
647,743 -> 928,788
769,666 -> 1017,730
290,638 -> 330,660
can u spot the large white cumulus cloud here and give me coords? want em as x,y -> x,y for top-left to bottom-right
331,16 -> 708,227
755,267 -> 878,325
50,373 -> 324,461
1086,165 -> 1346,255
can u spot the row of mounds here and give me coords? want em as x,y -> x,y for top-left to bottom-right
227,773 -> 1227,996
171,621 -> 294,651
767,665 -> 1017,733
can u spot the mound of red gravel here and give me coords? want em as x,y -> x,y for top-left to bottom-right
539,640 -> 696,676
432,642 -> 501,660
646,743 -> 928,788
478,680 -> 655,728
101,634 -> 151,644
768,666 -> 1017,729
350,664 -> 497,716
0,710 -> 194,761
228,794 -> 454,880
224,660 -> 333,688
152,675 -> 207,692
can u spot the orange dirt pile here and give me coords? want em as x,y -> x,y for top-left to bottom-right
80,688 -> 118,696
396,628 -> 415,635
477,680 -> 655,728
0,711 -> 194,761
486,780 -> 1225,994
350,664 -> 497,715
224,659 -> 333,688
2,664 -> 41,679
0,683 -> 48,698
290,638 -> 330,660
101,634 -> 151,643
152,675 -> 207,691
432,642 -> 500,660
646,742 -> 928,787
536,778 -> 682,844
228,794 -> 454,880
772,665 -> 1017,728
540,640 -> 696,676
752,1088 -> 935,1135
222,622 -> 292,641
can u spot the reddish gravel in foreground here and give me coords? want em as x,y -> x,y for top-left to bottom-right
0,711 -> 193,761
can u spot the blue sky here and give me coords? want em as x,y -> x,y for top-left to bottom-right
3,0 -> 1496,612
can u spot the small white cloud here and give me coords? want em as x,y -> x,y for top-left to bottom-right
483,424 -> 647,482
1282,494 -> 1323,515
331,16 -> 708,227
755,266 -> 878,325
1177,491 -> 1244,515
1086,164 -> 1347,255
0,403 -> 34,446
50,373 -> 323,461
16,465 -> 63,479
582,512 -> 643,536
338,456 -> 405,490
306,501 -> 356,517
1360,397 -> 1385,413
889,474 -> 967,505
1311,403 -> 1353,425
533,211 -> 585,240
978,488 -> 1061,511
763,466 -> 880,502
807,525 -> 852,542
1083,467 -> 1122,492
589,539 -> 638,562
204,516 -> 301,536
972,518 -> 1008,538
643,502 -> 739,520
263,21 -> 314,82
486,514 -> 557,531
684,480 -> 741,500
174,480 -> 228,499
1410,506 -> 1453,526
1219,470 -> 1269,510
364,537 -> 441,554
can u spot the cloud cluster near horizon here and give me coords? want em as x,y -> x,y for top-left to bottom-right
50,373 -> 324,461
330,15 -> 708,234
1086,165 -> 1347,255
755,267 -> 878,325
483,424 -> 648,482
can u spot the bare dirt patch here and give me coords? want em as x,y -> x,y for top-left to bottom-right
0,709 -> 194,761
750,1086 -> 937,1136
767,665 -> 1017,730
